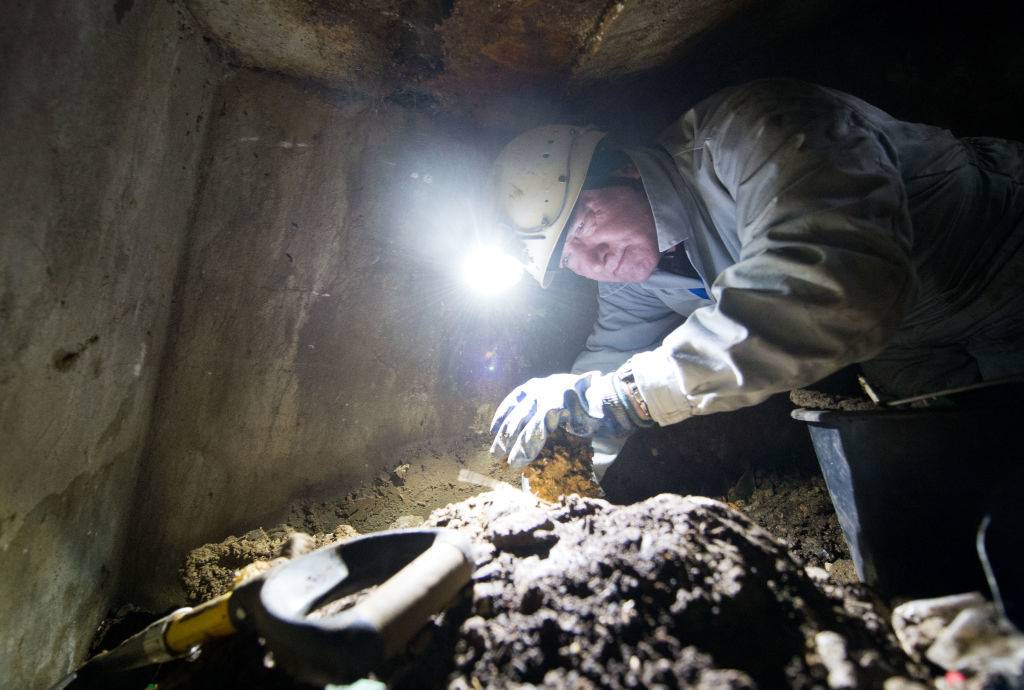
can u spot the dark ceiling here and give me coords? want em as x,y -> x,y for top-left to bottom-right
186,0 -> 1024,141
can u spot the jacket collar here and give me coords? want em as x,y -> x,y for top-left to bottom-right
622,146 -> 692,252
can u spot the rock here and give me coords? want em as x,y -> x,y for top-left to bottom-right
927,604 -> 1000,668
892,592 -> 987,659
926,603 -> 1024,679
806,565 -> 831,582
283,531 -> 316,558
234,557 -> 287,586
825,559 -> 860,585
471,561 -> 503,582
460,615 -> 490,653
893,592 -> 1024,689
388,515 -> 424,530
815,631 -> 857,689
391,463 -> 410,486
333,523 -> 360,541
487,508 -> 555,550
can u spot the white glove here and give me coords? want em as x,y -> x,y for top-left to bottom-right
489,371 -> 642,468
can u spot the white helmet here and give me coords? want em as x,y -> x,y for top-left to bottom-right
493,125 -> 607,287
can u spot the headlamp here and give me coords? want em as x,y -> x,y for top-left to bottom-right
461,246 -> 524,295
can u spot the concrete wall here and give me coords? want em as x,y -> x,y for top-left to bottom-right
0,1 -> 218,686
123,70 -> 595,607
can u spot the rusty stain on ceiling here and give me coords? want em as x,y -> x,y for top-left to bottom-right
185,0 -> 758,119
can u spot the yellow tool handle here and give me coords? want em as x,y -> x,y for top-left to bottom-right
164,592 -> 238,654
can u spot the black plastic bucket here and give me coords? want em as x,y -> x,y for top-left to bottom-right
792,401 -> 1023,600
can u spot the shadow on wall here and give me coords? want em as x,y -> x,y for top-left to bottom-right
0,460 -> 127,687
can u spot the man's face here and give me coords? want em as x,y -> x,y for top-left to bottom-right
558,185 -> 660,283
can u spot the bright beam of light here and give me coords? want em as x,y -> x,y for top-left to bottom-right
461,246 -> 524,295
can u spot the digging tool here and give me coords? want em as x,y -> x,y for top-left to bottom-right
55,528 -> 475,688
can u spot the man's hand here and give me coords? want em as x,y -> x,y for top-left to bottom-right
489,371 -> 640,468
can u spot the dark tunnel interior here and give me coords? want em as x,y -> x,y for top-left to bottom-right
2,0 -> 1022,687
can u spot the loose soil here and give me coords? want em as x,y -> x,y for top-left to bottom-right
180,432 -> 603,603
521,430 -> 603,502
89,491 -> 929,690
93,432 -> 900,689
406,491 -> 923,689
789,388 -> 878,412
290,434 -> 522,535
732,473 -> 853,574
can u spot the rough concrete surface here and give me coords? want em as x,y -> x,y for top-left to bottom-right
569,0 -> 753,84
123,68 -> 594,608
430,0 -> 606,124
186,0 -> 445,95
181,0 -> 799,127
0,0 -> 218,685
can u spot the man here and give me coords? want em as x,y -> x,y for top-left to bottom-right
489,79 -> 1024,471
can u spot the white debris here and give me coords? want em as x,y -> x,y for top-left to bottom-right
805,565 -> 831,582
892,592 -> 987,659
815,631 -> 857,689
894,592 -> 1024,688
927,604 -> 1024,673
132,342 -> 147,378
388,515 -> 424,530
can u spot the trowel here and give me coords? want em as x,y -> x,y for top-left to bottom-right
54,529 -> 474,688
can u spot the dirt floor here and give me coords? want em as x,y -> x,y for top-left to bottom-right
291,435 -> 523,534
88,488 -> 933,690
181,434 -> 520,602
180,432 -> 854,604
88,431 -> 924,690
405,491 -> 922,689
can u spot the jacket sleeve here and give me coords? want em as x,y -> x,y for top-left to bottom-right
632,83 -> 917,425
572,282 -> 687,374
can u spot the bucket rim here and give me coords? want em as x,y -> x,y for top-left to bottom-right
791,404 -> 1018,424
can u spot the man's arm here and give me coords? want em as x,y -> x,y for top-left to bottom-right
633,82 -> 917,424
571,281 -> 688,374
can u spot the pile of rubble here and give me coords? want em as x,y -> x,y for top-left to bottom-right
138,490 -> 1022,689
379,490 -> 925,689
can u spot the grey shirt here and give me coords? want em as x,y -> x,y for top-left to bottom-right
572,79 -> 1024,423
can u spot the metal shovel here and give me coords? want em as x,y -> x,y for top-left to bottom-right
55,528 -> 475,688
